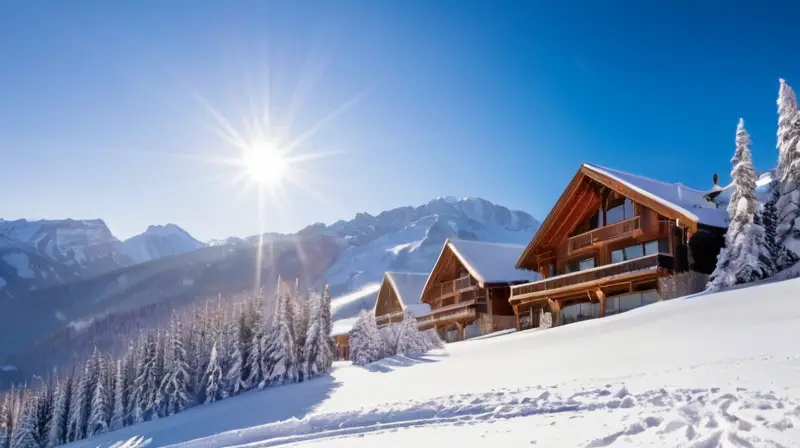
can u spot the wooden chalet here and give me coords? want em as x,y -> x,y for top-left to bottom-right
373,272 -> 432,328
420,239 -> 540,342
509,163 -> 727,330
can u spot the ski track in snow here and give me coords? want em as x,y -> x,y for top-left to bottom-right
167,384 -> 800,448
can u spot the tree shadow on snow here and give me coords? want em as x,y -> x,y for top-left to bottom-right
69,374 -> 342,448
364,353 -> 444,373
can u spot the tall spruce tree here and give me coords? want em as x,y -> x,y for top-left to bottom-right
395,311 -> 427,356
10,393 -> 36,448
132,333 -> 159,423
224,312 -> 244,397
110,360 -> 127,431
160,313 -> 192,416
301,292 -> 333,380
88,359 -> 111,436
709,119 -> 774,290
776,79 -> 800,260
203,342 -> 224,404
263,293 -> 299,386
34,385 -> 54,448
0,393 -> 10,448
49,371 -> 73,447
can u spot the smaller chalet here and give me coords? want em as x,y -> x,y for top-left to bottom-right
509,163 -> 727,330
419,239 -> 541,342
373,272 -> 432,328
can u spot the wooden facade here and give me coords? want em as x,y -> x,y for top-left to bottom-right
420,241 -> 526,342
333,334 -> 350,361
373,272 -> 432,330
509,164 -> 719,330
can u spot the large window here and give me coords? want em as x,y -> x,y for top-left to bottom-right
566,257 -> 595,273
611,239 -> 669,263
605,198 -> 635,225
560,302 -> 601,325
605,290 -> 660,316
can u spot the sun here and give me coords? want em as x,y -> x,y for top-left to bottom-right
242,140 -> 287,185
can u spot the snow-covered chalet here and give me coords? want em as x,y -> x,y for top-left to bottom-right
373,272 -> 432,328
419,239 -> 540,342
509,163 -> 728,330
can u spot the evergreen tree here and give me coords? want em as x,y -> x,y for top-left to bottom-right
301,293 -> 334,380
10,394 -> 36,448
245,301 -> 266,389
132,333 -> 159,423
349,311 -> 384,366
0,394 -> 9,448
224,312 -> 244,397
203,342 -> 224,404
34,385 -> 54,448
160,313 -> 192,416
88,359 -> 110,436
709,119 -> 774,290
262,293 -> 298,387
48,372 -> 72,447
321,286 -> 335,357
775,79 -> 800,259
110,360 -> 127,431
395,311 -> 427,356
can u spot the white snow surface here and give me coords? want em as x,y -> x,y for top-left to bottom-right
445,239 -> 541,284
383,272 -> 430,316
2,252 -> 35,278
66,273 -> 800,448
584,163 -> 729,228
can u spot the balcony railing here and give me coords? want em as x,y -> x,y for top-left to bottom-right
417,306 -> 477,325
433,275 -> 477,300
511,253 -> 673,299
568,216 -> 640,254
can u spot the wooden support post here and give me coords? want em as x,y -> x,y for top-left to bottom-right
457,322 -> 465,341
486,288 -> 494,333
596,288 -> 607,317
513,304 -> 521,331
549,299 -> 562,327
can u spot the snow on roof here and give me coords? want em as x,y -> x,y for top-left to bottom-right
331,317 -> 358,336
384,272 -> 431,317
448,239 -> 542,285
583,163 -> 728,229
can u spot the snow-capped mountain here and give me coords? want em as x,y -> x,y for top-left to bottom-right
0,219 -> 133,297
0,237 -> 81,299
298,197 -> 540,319
123,224 -> 206,263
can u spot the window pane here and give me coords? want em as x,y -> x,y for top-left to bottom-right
644,240 -> 658,255
624,199 -> 634,219
641,290 -> 660,305
606,205 -> 624,224
611,249 -> 625,263
578,258 -> 595,271
618,293 -> 642,313
658,238 -> 670,254
624,244 -> 644,260
605,297 -> 619,315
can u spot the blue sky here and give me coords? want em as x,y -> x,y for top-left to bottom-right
2,1 -> 798,241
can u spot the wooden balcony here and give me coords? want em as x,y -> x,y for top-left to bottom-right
432,275 -> 478,301
417,304 -> 478,326
568,216 -> 641,254
511,253 -> 673,301
375,311 -> 404,327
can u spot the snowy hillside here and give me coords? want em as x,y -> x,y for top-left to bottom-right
123,224 -> 206,263
67,276 -> 800,447
0,237 -> 80,299
317,197 -> 539,313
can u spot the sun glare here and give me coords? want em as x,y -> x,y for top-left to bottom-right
242,141 -> 287,185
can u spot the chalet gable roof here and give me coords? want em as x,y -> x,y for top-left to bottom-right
374,272 -> 431,317
421,239 -> 541,302
516,163 -> 728,269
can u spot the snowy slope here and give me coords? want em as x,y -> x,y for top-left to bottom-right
122,224 -> 206,263
0,237 -> 80,299
66,276 -> 800,447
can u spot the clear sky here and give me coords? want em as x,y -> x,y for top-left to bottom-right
2,1 -> 799,241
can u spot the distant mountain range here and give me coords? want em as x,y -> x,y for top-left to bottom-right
0,197 -> 539,384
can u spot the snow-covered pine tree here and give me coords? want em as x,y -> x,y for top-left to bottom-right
262,293 -> 298,387
775,78 -> 800,260
34,384 -> 54,448
223,311 -> 244,397
349,311 -> 383,366
109,360 -> 126,431
203,341 -> 224,404
88,358 -> 111,436
132,333 -> 160,423
160,312 -> 192,417
395,311 -> 426,356
301,291 -> 334,380
68,352 -> 98,443
321,285 -> 334,358
0,393 -> 10,448
48,372 -> 72,447
292,280 -> 309,360
708,119 -> 774,290
10,393 -> 36,448
245,302 -> 265,389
